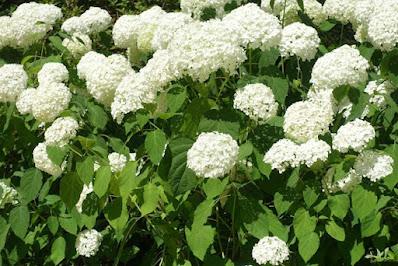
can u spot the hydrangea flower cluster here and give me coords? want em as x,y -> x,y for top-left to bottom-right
187,132 -> 239,178
252,236 -> 290,265
354,150 -> 394,182
62,7 -> 111,35
364,80 -> 394,109
32,142 -> 65,177
323,0 -> 357,25
62,33 -> 92,59
108,152 -> 136,173
44,117 -> 79,147
0,64 -> 28,103
279,22 -> 320,61
75,229 -> 103,257
233,83 -> 278,123
0,181 -> 18,208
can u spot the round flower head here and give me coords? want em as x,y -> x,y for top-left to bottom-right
77,52 -> 132,106
279,22 -> 320,61
252,236 -> 289,265
311,45 -> 370,91
297,139 -> 331,167
332,119 -> 375,153
364,80 -> 394,108
12,2 -> 62,25
264,139 -> 300,173
75,229 -> 102,257
80,7 -> 112,34
233,83 -> 278,123
38,63 -> 69,85
16,88 -> 36,115
187,132 -> 239,178
33,143 -> 64,177
76,182 -> 94,213
334,169 -> 362,193
354,150 -> 394,182
0,64 -> 28,102
222,3 -> 282,51
44,117 -> 79,146
283,101 -> 334,143
323,0 -> 358,24
61,16 -> 90,35
112,15 -> 140,48
31,83 -> 72,122
0,181 -> 18,208
62,33 -> 92,59
180,0 -> 230,19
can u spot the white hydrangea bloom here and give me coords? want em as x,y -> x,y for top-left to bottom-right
297,139 -> 331,167
77,52 -> 132,106
335,169 -> 362,193
108,152 -> 135,173
0,16 -> 13,49
31,83 -> 72,122
0,64 -> 28,102
323,0 -> 359,24
12,2 -> 62,25
233,83 -> 278,123
112,15 -> 140,48
354,150 -> 394,182
264,139 -> 299,173
283,101 -> 334,143
187,132 -> 239,178
37,63 -> 69,85
33,143 -> 64,177
61,16 -> 90,35
279,22 -> 320,61
364,80 -> 394,108
311,45 -> 370,91
180,0 -> 230,19
261,0 -> 326,25
62,33 -> 92,58
62,7 -> 111,35
16,88 -> 36,115
167,20 -> 246,82
75,182 -> 94,213
332,119 -> 375,153
0,181 -> 18,208
222,4 -> 282,51
44,117 -> 79,146
252,236 -> 289,266
75,229 -> 102,257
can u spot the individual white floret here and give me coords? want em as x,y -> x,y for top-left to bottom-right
38,63 -> 69,85
233,83 -> 278,123
264,139 -> 299,173
62,33 -> 92,58
44,117 -> 79,146
279,22 -> 320,61
364,80 -> 394,108
75,229 -> 102,257
311,45 -> 370,91
222,4 -> 282,51
75,182 -> 94,213
332,119 -> 375,153
0,64 -> 28,102
33,142 -> 64,177
16,88 -> 36,115
354,150 -> 394,182
80,7 -> 112,34
335,169 -> 362,193
0,181 -> 18,208
187,132 -> 239,178
31,83 -> 72,122
283,101 -> 334,143
252,236 -> 289,266
297,139 -> 331,167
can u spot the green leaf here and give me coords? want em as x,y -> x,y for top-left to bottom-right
203,179 -> 228,199
104,197 -> 129,234
46,145 -> 67,166
328,194 -> 350,220
59,216 -> 77,235
185,224 -> 215,261
109,138 -> 129,156
198,109 -> 241,140
293,208 -> 317,239
145,129 -> 167,165
298,232 -> 319,262
168,138 -> 198,194
94,166 -> 112,198
82,192 -> 99,216
351,186 -> 377,220
261,76 -> 289,105
326,220 -> 345,241
0,217 -> 10,251
296,0 -> 304,10
181,98 -> 211,138
9,206 -> 30,239
303,186 -> 318,208
87,102 -> 108,130
60,173 -> 83,210
50,236 -> 66,265
76,157 -> 94,184
350,240 -> 365,265
47,216 -> 58,235
118,161 -> 137,198
361,211 -> 382,237
140,183 -> 160,216
274,192 -> 293,216
192,199 -> 214,227
319,21 -> 336,32
49,36 -> 67,52
238,142 -> 253,160
265,208 -> 289,241
19,168 -> 43,204
167,85 -> 187,112
258,48 -> 280,71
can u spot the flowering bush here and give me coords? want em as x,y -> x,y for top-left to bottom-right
1,0 -> 398,265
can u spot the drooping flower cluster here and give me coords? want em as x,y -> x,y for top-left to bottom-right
77,52 -> 132,106
311,45 -> 370,91
0,2 -> 62,49
252,236 -> 290,266
75,229 -> 103,257
44,117 -> 79,146
332,119 -> 375,153
0,181 -> 18,208
279,22 -> 320,61
233,83 -> 278,123
0,64 -> 28,103
187,132 -> 239,178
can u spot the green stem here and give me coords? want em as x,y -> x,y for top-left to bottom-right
339,24 -> 345,45
113,216 -> 142,266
